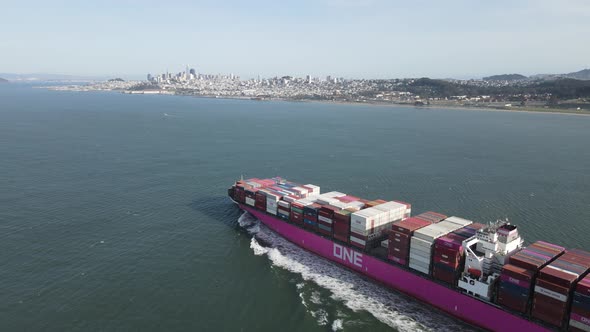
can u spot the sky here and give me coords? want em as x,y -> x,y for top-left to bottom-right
1,0 -> 589,79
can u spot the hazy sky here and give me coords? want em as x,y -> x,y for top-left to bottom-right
1,0 -> 589,79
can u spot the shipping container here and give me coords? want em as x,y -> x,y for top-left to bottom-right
531,250 -> 590,328
414,211 -> 447,224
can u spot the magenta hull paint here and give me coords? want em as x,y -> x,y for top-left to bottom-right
241,204 -> 550,332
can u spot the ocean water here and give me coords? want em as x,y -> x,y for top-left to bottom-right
1,83 -> 589,331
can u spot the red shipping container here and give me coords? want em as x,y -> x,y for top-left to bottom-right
389,236 -> 410,247
433,246 -> 462,260
533,293 -> 568,310
414,211 -> 447,224
500,274 -> 532,289
509,255 -> 545,271
432,267 -> 456,285
433,255 -> 460,268
531,299 -> 567,327
390,230 -> 410,240
538,265 -> 579,288
391,217 -> 431,235
502,264 -> 534,282
536,278 -> 570,298
388,255 -> 407,265
334,233 -> 348,243
497,290 -> 529,313
389,246 -> 410,259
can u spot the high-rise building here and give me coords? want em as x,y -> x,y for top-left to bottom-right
306,75 -> 312,84
147,73 -> 153,82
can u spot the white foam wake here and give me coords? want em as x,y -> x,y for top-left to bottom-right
240,212 -> 473,332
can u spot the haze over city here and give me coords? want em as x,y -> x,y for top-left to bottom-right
2,0 -> 589,79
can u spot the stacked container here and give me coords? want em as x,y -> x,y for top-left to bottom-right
266,192 -> 281,215
303,184 -> 321,196
277,201 -> 290,220
290,202 -> 305,225
432,223 -> 485,285
388,217 -> 432,266
233,183 -> 250,203
365,199 -> 387,208
333,210 -> 352,243
409,217 -> 472,275
350,208 -> 382,249
497,241 -> 565,314
255,190 -> 268,211
393,200 -> 412,218
414,211 -> 447,224
245,188 -> 258,207
350,201 -> 408,250
303,203 -> 321,231
373,201 -> 409,223
570,274 -> 590,332
531,250 -> 590,327
318,205 -> 339,236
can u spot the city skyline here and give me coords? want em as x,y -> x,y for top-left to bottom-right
1,0 -> 589,79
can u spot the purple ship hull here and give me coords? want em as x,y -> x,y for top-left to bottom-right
240,204 -> 551,332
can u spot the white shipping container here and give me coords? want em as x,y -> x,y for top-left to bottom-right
278,201 -> 290,208
350,208 -> 383,231
411,236 -> 433,248
348,201 -> 366,210
410,247 -> 432,258
292,187 -> 308,195
444,216 -> 473,227
409,252 -> 432,265
267,200 -> 278,209
321,191 -> 346,198
283,196 -> 298,203
413,221 -> 463,242
267,207 -> 277,215
303,184 -> 321,195
381,240 -> 389,248
295,198 -> 316,206
245,197 -> 255,206
278,208 -> 290,216
409,258 -> 431,269
329,201 -> 349,210
317,197 -> 339,205
318,216 -> 332,224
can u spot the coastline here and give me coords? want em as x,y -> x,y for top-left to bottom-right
42,85 -> 590,117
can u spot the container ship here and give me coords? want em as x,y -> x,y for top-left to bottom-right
228,177 -> 590,332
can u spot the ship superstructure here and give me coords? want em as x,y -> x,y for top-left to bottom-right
458,221 -> 523,300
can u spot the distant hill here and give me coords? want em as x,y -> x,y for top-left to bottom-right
483,74 -> 527,81
563,69 -> 590,80
0,77 -> 8,83
0,73 -> 108,81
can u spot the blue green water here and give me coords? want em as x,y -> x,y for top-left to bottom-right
1,83 -> 589,331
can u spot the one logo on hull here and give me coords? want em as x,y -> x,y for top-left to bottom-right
581,316 -> 590,324
333,243 -> 362,268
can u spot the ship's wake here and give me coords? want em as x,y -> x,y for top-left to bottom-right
238,212 -> 475,332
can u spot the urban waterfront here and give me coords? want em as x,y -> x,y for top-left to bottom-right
1,84 -> 589,331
